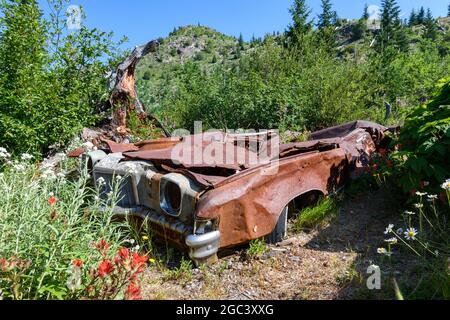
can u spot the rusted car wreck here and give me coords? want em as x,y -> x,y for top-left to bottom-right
73,41 -> 391,265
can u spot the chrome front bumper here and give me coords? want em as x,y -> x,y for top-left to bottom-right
110,206 -> 221,264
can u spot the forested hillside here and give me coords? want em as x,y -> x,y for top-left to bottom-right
134,1 -> 450,134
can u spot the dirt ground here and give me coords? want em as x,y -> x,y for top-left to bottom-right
141,188 -> 412,300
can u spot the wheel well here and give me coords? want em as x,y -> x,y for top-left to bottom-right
286,190 -> 325,218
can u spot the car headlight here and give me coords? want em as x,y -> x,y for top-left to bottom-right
161,180 -> 182,216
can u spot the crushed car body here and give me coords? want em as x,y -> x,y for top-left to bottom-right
68,41 -> 393,265
72,121 -> 391,265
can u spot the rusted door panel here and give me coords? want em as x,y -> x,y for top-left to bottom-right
196,148 -> 348,248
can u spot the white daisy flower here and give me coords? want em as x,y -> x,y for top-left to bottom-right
404,211 -> 415,216
404,228 -> 418,241
414,203 -> 423,209
384,224 -> 394,235
415,191 -> 427,197
441,179 -> 450,191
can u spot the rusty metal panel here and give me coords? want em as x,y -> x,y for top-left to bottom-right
196,148 -> 349,248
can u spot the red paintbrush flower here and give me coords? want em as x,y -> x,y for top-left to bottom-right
98,260 -> 114,278
125,282 -> 141,300
48,196 -> 57,206
72,259 -> 84,268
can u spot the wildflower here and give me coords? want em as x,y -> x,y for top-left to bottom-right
72,259 -> 84,268
13,164 -> 26,172
415,192 -> 427,197
56,172 -> 66,179
149,258 -> 156,264
404,228 -> 418,241
131,252 -> 147,272
441,179 -> 450,191
107,191 -> 114,198
48,196 -> 57,206
94,195 -> 100,202
41,169 -> 56,181
118,247 -> 130,260
115,175 -> 122,181
414,203 -> 423,209
125,282 -> 141,300
0,148 -> 10,159
66,265 -> 82,292
98,260 -> 114,278
427,194 -> 438,201
377,248 -> 387,255
142,235 -> 149,241
404,211 -> 415,216
20,153 -> 33,161
384,224 -> 394,235
385,238 -> 398,245
396,228 -> 404,235
94,239 -> 110,253
96,177 -> 106,186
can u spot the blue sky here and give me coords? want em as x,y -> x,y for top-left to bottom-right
38,0 -> 449,48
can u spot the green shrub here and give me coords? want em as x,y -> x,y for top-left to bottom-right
390,77 -> 450,192
0,151 -> 142,300
246,239 -> 267,259
0,0 -> 125,158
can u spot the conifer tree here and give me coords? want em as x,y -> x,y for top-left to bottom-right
417,6 -> 425,24
378,0 -> 407,52
286,0 -> 313,45
317,0 -> 335,30
362,3 -> 369,20
424,8 -> 437,40
409,9 -> 417,26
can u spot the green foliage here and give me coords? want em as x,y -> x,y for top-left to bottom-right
293,197 -> 338,231
286,0 -> 313,46
390,78 -> 450,192
0,155 -> 136,299
0,0 -> 126,157
246,239 -> 267,259
164,257 -> 193,282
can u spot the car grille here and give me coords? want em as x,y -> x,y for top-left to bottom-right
95,172 -> 138,207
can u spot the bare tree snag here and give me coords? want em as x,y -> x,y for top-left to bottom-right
109,40 -> 171,138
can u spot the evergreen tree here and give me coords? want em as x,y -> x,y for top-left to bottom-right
286,0 -> 313,45
378,0 -> 407,52
424,8 -> 437,40
238,33 -> 245,50
316,0 -> 337,51
362,3 -> 369,20
409,9 -> 417,26
448,3 -> 450,16
317,0 -> 335,30
417,6 -> 425,24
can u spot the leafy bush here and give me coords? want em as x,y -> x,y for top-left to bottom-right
0,0 -> 126,158
389,77 -> 450,192
0,150 -> 144,300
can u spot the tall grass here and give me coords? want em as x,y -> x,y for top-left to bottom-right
293,198 -> 338,231
0,154 -> 134,300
